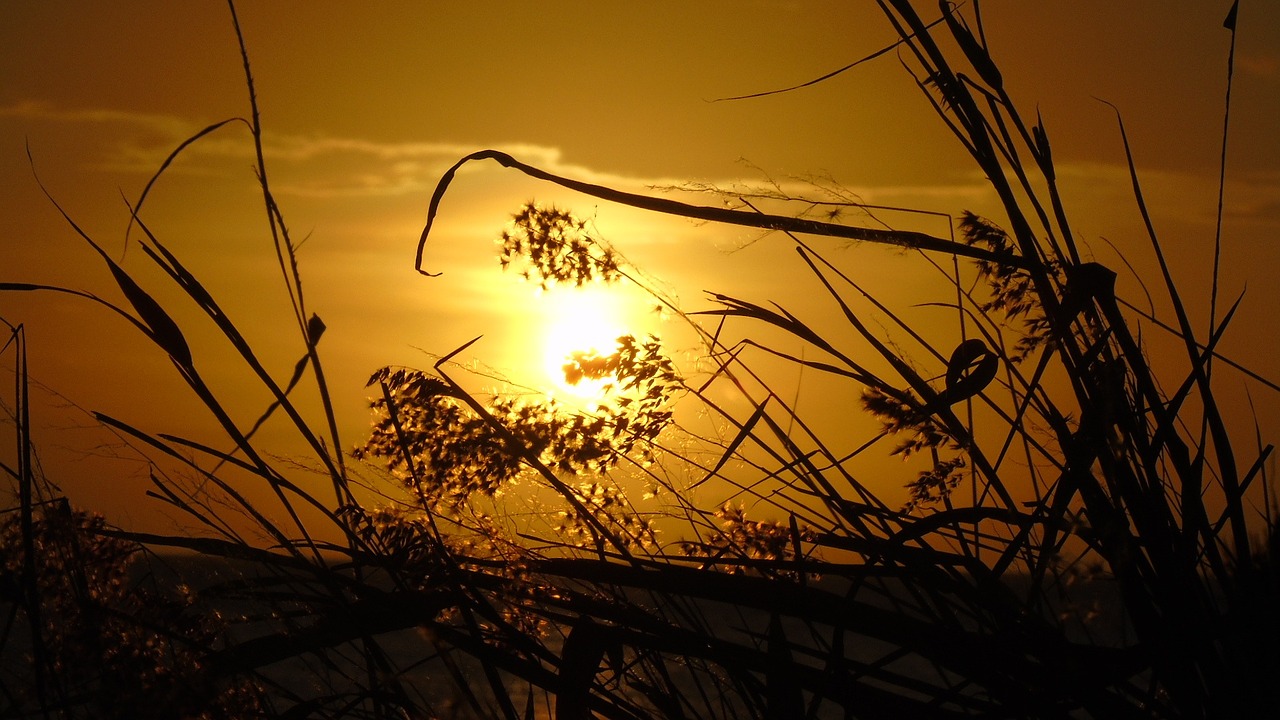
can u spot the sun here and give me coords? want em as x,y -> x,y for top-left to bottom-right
538,284 -> 633,404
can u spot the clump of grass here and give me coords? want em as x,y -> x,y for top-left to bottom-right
499,202 -> 622,289
0,501 -> 267,718
4,1 -> 1276,718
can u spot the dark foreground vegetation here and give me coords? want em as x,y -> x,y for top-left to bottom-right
3,1 -> 1276,718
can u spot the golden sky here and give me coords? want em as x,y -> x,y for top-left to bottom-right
1,1 -> 1278,530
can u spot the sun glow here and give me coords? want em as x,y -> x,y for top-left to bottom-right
539,284 -> 633,403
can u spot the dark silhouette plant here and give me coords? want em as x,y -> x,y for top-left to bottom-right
0,500 -> 266,718
3,1 -> 1276,718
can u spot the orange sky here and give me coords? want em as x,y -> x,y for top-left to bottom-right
1,2 -> 1278,531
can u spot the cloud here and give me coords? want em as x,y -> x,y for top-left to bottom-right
1053,160 -> 1280,228
0,100 -> 992,220
1238,52 -> 1279,78
0,100 -> 250,178
0,100 -> 196,136
17,99 -> 1269,251
0,100 -> 742,200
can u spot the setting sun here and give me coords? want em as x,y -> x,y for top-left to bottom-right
538,283 -> 632,402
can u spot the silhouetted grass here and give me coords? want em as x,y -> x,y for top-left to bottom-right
3,1 -> 1275,718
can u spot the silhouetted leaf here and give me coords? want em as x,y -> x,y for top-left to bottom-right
943,338 -> 998,404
